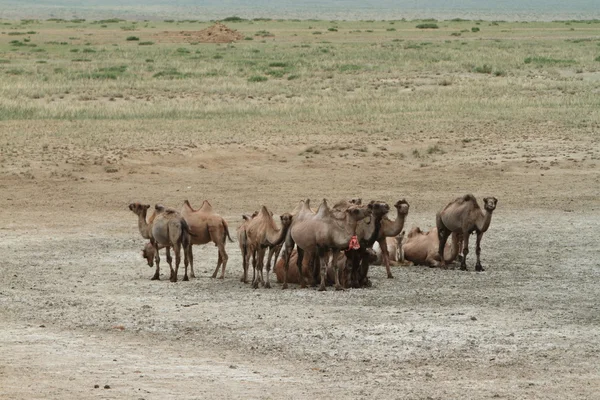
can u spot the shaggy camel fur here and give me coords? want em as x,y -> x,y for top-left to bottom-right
129,203 -> 193,282
333,199 -> 391,288
236,211 -> 259,284
402,227 -> 461,267
244,206 -> 293,289
436,194 -> 498,271
377,200 -> 410,279
181,200 -> 233,279
282,199 -> 372,291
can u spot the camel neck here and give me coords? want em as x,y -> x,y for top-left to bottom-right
138,209 -> 151,239
383,212 -> 405,237
478,209 -> 493,232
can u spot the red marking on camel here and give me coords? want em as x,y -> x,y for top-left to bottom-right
348,235 -> 360,250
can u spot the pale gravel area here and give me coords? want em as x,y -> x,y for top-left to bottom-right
1,210 -> 599,399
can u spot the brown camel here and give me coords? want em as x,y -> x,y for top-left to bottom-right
282,199 -> 372,291
333,199 -> 391,288
402,227 -> 462,267
236,211 -> 259,284
377,199 -> 410,279
129,203 -> 193,282
436,194 -> 498,271
181,200 -> 233,279
274,248 -> 379,287
243,206 -> 293,289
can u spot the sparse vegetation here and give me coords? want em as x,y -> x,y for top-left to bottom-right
473,64 -> 493,74
524,56 -> 577,64
416,23 -> 439,29
248,75 -> 268,82
126,36 -> 139,41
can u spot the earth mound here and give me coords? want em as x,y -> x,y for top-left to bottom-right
156,22 -> 244,43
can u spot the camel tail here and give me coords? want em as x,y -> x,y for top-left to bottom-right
223,220 -> 234,242
181,219 -> 196,244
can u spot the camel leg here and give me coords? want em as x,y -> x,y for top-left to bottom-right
282,236 -> 295,290
151,242 -> 160,280
182,243 -> 189,282
297,248 -> 308,289
317,248 -> 327,292
211,251 -> 222,279
218,243 -> 228,280
240,244 -> 249,283
437,228 -> 451,269
172,243 -> 181,283
379,239 -> 393,279
313,253 -> 321,287
264,246 -> 277,289
165,247 -> 176,282
256,247 -> 266,287
360,252 -> 372,287
188,245 -> 195,279
460,231 -> 470,271
331,250 -> 344,291
347,252 -> 359,288
251,249 -> 259,289
475,232 -> 484,272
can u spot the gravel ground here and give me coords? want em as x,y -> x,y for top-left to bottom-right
1,210 -> 599,399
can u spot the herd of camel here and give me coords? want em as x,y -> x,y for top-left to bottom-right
128,194 -> 498,290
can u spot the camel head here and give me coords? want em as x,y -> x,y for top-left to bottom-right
346,205 -> 372,221
350,198 -> 362,205
142,243 -> 155,267
129,202 -> 150,215
280,213 -> 293,227
483,197 -> 498,212
367,200 -> 390,217
394,199 -> 410,215
242,210 -> 259,221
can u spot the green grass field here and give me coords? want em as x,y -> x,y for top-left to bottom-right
1,18 -> 599,149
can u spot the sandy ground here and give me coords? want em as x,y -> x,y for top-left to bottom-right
1,126 -> 600,399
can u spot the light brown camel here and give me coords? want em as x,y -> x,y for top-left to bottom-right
372,233 -> 405,266
243,206 -> 293,289
436,194 -> 498,271
236,211 -> 259,284
129,203 -> 193,282
181,199 -> 233,279
377,199 -> 410,279
402,227 -> 462,267
282,199 -> 372,291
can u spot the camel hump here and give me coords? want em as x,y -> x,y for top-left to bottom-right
183,199 -> 195,211
259,205 -> 271,217
155,204 -> 166,213
199,200 -> 213,212
461,194 -> 477,203
316,199 -> 330,217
